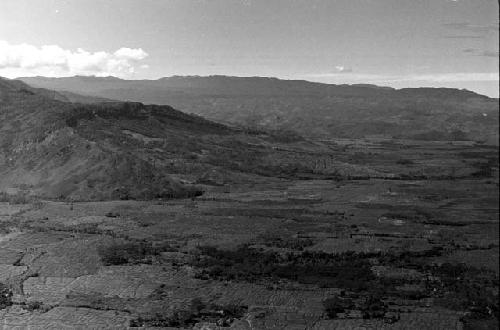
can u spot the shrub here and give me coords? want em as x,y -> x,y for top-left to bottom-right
0,283 -> 12,309
0,191 -> 33,204
471,162 -> 494,178
98,241 -> 176,265
396,158 -> 414,165
323,296 -> 355,318
361,294 -> 387,319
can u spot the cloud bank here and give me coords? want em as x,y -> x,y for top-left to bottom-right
442,22 -> 499,39
443,22 -> 499,34
307,72 -> 499,83
0,40 -> 148,78
305,72 -> 500,97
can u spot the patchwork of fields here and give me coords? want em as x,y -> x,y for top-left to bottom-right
0,139 -> 498,329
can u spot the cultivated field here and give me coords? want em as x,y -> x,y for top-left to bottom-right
0,139 -> 498,329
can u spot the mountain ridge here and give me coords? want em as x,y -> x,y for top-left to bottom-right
17,75 -> 495,97
18,75 -> 499,144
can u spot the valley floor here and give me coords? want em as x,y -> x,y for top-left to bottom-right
0,139 -> 498,329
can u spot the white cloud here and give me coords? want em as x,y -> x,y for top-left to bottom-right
113,47 -> 148,60
0,40 -> 148,78
334,65 -> 353,73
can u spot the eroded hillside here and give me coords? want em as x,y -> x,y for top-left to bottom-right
0,78 -> 236,200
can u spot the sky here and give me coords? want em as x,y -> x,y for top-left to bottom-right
0,0 -> 498,96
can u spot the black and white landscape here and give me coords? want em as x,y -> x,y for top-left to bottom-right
0,1 -> 498,329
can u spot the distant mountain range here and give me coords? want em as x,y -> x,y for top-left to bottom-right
19,75 -> 499,144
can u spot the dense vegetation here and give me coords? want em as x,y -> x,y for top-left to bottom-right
191,246 -> 376,290
191,245 -> 498,326
129,298 -> 247,328
259,232 -> 315,251
98,241 -> 177,265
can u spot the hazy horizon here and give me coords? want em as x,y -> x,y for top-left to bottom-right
1,0 -> 498,96
11,73 -> 498,99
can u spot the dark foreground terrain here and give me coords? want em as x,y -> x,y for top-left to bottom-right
0,77 -> 498,329
1,138 -> 498,329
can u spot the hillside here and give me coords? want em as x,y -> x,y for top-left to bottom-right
3,75 -> 497,201
19,75 -> 500,144
0,78 -> 254,200
0,77 -> 348,201
0,78 -> 200,200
